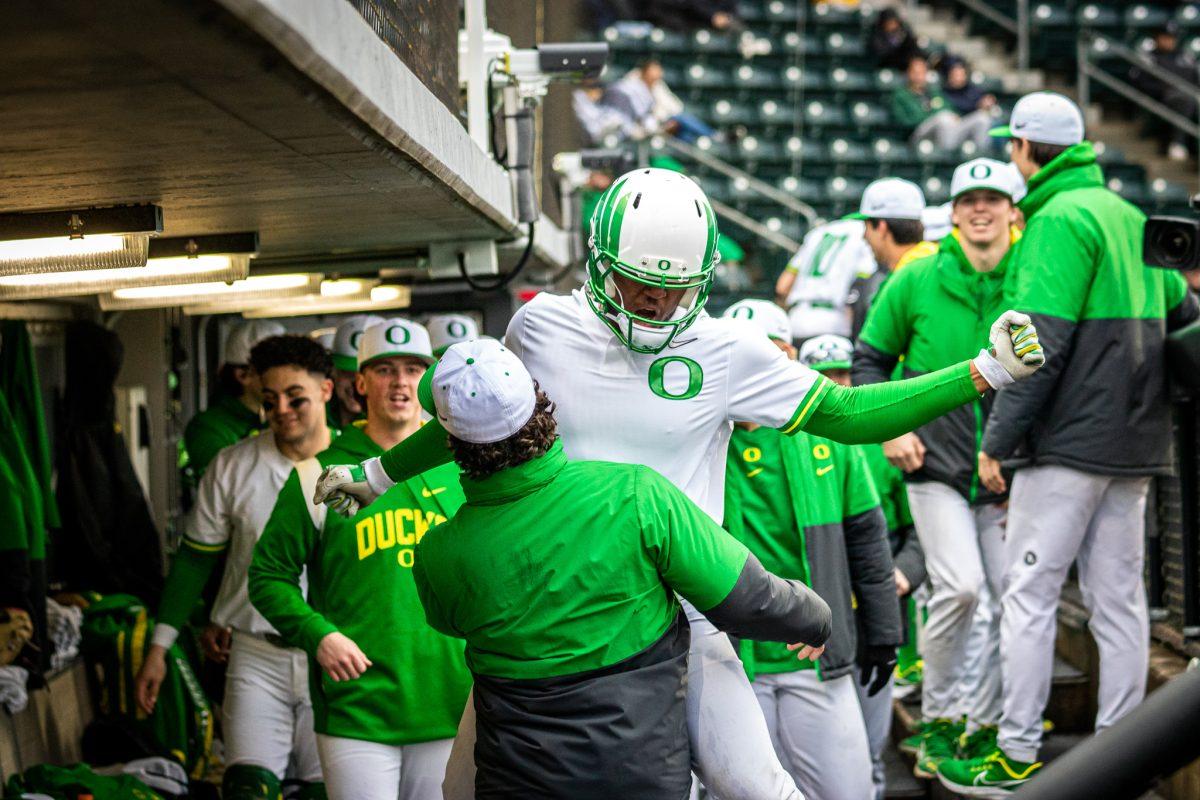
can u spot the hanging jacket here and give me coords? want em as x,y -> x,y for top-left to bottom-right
854,231 -> 1014,504
982,142 -> 1200,475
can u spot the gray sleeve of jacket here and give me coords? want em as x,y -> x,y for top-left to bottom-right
844,507 -> 903,647
981,313 -> 1077,460
852,340 -> 900,387
702,553 -> 833,646
891,526 -> 927,591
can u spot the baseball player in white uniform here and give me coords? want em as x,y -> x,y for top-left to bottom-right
774,218 -> 878,343
136,334 -> 337,799
314,168 -> 1047,800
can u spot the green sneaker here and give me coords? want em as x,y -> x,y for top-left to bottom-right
958,724 -> 998,759
893,659 -> 923,699
898,719 -> 928,755
937,748 -> 1042,797
914,718 -> 962,778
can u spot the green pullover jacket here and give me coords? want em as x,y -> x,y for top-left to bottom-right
982,142 -> 1199,475
184,393 -> 263,480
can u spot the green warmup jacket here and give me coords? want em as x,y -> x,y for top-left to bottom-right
248,423 -> 471,746
184,393 -> 263,480
854,231 -> 1014,504
412,441 -> 832,800
891,84 -> 950,131
982,142 -> 1200,475
724,427 -> 899,681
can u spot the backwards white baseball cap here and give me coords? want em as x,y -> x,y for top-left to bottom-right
722,299 -> 791,342
951,158 -> 1018,200
224,320 -> 285,365
332,314 -> 383,372
427,313 -> 481,356
989,91 -> 1084,146
357,318 -> 435,370
846,178 -> 926,221
418,339 -> 536,444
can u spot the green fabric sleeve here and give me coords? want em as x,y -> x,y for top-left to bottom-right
411,551 -> 458,638
842,444 -> 882,519
636,467 -> 749,612
156,543 -> 222,630
378,418 -> 454,484
802,361 -> 979,443
184,420 -> 230,480
248,472 -> 337,655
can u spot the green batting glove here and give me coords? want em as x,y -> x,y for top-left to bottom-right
973,310 -> 1046,389
314,457 -> 396,517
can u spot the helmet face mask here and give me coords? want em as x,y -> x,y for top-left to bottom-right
584,168 -> 721,355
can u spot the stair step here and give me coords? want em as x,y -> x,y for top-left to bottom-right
884,743 -> 927,798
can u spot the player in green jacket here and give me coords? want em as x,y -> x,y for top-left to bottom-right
411,338 -> 833,800
249,318 -> 471,800
720,301 -> 899,800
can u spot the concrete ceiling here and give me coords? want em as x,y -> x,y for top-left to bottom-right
0,0 -> 528,271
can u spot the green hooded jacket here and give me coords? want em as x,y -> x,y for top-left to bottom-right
982,142 -> 1199,475
183,393 -> 263,480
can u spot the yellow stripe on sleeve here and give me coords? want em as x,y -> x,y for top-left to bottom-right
780,377 -> 831,435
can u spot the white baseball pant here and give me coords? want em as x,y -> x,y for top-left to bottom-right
442,608 -> 804,800
316,734 -> 452,800
752,670 -> 874,800
222,632 -> 321,781
853,666 -> 892,800
906,481 -> 1006,728
998,465 -> 1150,762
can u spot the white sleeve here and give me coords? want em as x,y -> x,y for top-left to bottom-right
726,323 -> 826,432
785,229 -> 820,274
183,448 -> 233,551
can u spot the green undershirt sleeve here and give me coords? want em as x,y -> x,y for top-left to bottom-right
802,361 -> 979,444
156,544 -> 222,630
378,418 -> 454,484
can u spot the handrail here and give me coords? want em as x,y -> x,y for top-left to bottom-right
709,199 -> 801,253
939,0 -> 1029,70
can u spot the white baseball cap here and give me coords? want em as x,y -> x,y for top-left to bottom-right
357,318 -> 435,370
799,334 -> 854,372
332,314 -> 383,372
989,91 -> 1084,146
722,299 -> 791,342
922,203 -> 954,241
224,320 -> 285,365
418,339 -> 536,444
951,158 -> 1018,200
427,313 -> 481,356
847,178 -> 926,221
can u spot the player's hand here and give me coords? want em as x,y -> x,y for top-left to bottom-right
199,624 -> 232,663
315,457 -> 394,517
973,311 -> 1046,389
858,645 -> 898,697
883,433 -> 926,473
787,642 -> 825,662
317,632 -> 373,682
135,645 -> 169,715
894,567 -> 911,597
978,451 -> 1007,494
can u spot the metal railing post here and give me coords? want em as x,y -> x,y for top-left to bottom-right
1017,0 -> 1029,72
1077,37 -> 1090,113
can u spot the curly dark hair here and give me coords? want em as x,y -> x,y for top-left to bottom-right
249,334 -> 334,379
448,388 -> 558,481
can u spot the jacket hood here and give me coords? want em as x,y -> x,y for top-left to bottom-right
1018,141 -> 1104,220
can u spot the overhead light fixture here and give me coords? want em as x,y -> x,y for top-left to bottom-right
239,285 -> 412,319
181,277 -> 378,315
0,232 -> 258,301
0,205 -> 162,275
99,273 -> 320,311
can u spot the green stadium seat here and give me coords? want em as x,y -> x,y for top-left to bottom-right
1177,5 -> 1200,32
850,101 -> 890,130
764,0 -> 801,23
778,176 -> 825,204
1109,177 -> 1150,206
826,176 -> 867,203
703,177 -> 735,205
694,136 -> 736,160
758,99 -> 797,126
830,67 -> 874,94
923,176 -> 951,204
825,31 -> 866,59
781,65 -> 829,92
780,31 -> 826,58
737,136 -> 786,163
784,135 -> 828,163
683,63 -> 734,90
1032,3 -> 1080,69
710,99 -> 757,126
1125,5 -> 1171,36
1076,4 -> 1120,33
811,2 -> 862,30
603,26 -> 651,55
1187,36 -> 1200,59
690,29 -> 738,55
1149,178 -> 1192,210
646,28 -> 691,53
804,99 -> 849,128
828,137 -> 871,164
734,63 -> 780,90
874,68 -> 902,91
872,138 -> 914,165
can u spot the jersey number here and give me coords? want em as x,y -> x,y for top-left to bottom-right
808,233 -> 849,278
648,356 -> 704,400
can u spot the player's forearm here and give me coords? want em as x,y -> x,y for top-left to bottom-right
700,553 -> 833,645
247,562 -> 337,655
803,362 -> 981,444
378,417 -> 454,483
155,545 -> 221,632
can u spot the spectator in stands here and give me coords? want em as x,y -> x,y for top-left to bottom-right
941,57 -> 998,117
892,56 -> 993,152
937,91 -> 1200,795
572,81 -> 629,145
870,9 -> 923,71
604,59 -> 715,144
1129,23 -> 1197,161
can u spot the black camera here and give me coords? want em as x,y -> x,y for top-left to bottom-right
1144,194 -> 1200,271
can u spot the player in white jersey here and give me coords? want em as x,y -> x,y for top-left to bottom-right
775,218 -> 877,343
135,335 -> 335,800
315,168 -> 1047,800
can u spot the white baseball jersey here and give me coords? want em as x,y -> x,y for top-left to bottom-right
505,290 -> 825,522
187,431 -> 307,635
784,218 -> 877,340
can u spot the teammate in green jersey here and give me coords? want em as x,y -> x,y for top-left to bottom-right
249,318 -> 471,800
411,338 -> 833,800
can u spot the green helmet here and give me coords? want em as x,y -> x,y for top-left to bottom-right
586,168 -> 721,354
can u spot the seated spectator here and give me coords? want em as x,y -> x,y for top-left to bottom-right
1129,23 -> 1198,161
870,9 -> 923,71
941,58 -> 998,116
604,59 -> 716,144
572,81 -> 628,145
892,56 -> 992,151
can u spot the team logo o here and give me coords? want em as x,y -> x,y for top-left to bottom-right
385,325 -> 411,345
648,356 -> 704,400
349,331 -> 365,349
448,320 -> 468,338
658,258 -> 672,272
969,163 -> 992,179
731,306 -> 754,319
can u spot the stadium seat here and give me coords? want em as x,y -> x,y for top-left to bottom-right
850,101 -> 890,131
758,99 -> 797,127
826,175 -> 868,205
1125,5 -> 1171,37
690,29 -> 738,55
781,65 -> 830,92
737,135 -> 786,164
803,99 -> 849,128
1149,178 -> 1192,211
709,99 -> 757,126
734,63 -> 780,91
1077,4 -> 1121,34
1109,177 -> 1150,207
830,67 -> 874,95
778,175 -> 825,204
825,31 -> 867,59
1176,4 -> 1200,32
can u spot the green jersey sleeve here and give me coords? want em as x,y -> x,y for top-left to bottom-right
155,544 -> 221,631
248,471 -> 337,654
841,444 -> 882,519
378,418 -> 454,485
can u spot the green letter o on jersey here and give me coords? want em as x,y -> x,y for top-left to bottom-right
648,356 -> 704,400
